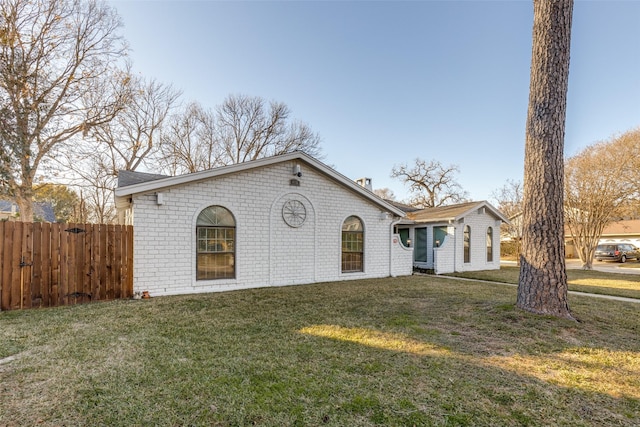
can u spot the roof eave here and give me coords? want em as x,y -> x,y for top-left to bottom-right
113,152 -> 405,218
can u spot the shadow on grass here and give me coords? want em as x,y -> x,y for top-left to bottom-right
1,275 -> 639,426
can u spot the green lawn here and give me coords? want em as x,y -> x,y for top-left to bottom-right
448,266 -> 640,300
1,275 -> 638,426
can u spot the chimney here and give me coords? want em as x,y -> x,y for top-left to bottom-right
356,177 -> 372,191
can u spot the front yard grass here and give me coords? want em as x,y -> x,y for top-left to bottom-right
449,266 -> 640,300
1,275 -> 638,426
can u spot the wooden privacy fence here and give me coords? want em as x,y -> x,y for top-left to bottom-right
0,222 -> 133,311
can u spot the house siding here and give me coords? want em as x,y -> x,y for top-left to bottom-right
454,212 -> 502,273
400,204 -> 504,274
130,160 -> 412,296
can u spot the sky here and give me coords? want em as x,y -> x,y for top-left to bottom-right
109,0 -> 640,204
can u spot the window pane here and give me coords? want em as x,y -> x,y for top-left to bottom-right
342,216 -> 363,232
464,225 -> 471,263
197,206 -> 235,227
342,217 -> 364,273
196,209 -> 236,280
197,253 -> 235,280
342,252 -> 363,272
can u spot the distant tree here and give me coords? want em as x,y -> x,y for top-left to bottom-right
59,76 -> 180,222
216,94 -> 322,164
491,179 -> 524,263
374,188 -> 396,201
157,102 -> 217,174
68,154 -> 118,223
87,76 -> 182,174
157,95 -> 322,174
617,127 -> 640,192
518,0 -> 574,319
391,158 -> 468,208
565,131 -> 638,269
0,0 -> 129,221
33,183 -> 80,223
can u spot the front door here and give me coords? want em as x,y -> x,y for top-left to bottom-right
415,228 -> 428,262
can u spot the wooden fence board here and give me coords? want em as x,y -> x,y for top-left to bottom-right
30,223 -> 42,308
0,222 -> 133,311
0,222 -> 8,310
83,225 -> 92,302
10,224 -> 22,310
50,224 -> 60,308
59,224 -> 68,307
41,223 -> 52,308
99,225 -> 108,301
90,224 -> 99,300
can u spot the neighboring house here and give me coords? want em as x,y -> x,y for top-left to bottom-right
565,219 -> 640,257
395,201 -> 509,274
114,152 -> 414,297
0,200 -> 56,222
504,212 -> 640,258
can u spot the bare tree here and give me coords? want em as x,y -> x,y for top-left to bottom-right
0,0 -> 128,221
618,128 -> 640,192
518,0 -> 574,319
58,76 -> 180,222
391,158 -> 468,208
64,150 -> 118,223
565,133 -> 637,269
158,94 -> 322,174
157,101 -> 217,175
491,179 -> 524,263
87,76 -> 181,174
374,188 -> 396,201
216,94 -> 322,164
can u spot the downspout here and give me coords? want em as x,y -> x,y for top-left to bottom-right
389,215 -> 403,277
449,219 -> 456,273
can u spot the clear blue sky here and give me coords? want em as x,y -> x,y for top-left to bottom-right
110,0 -> 640,203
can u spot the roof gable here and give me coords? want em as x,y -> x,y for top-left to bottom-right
114,152 -> 406,218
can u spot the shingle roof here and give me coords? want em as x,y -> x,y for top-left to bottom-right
385,200 -> 421,213
0,200 -> 14,211
114,152 -> 407,218
117,170 -> 169,187
601,219 -> 640,236
0,199 -> 56,222
408,201 -> 509,224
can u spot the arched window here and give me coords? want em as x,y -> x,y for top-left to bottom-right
486,227 -> 493,262
196,206 -> 235,280
342,216 -> 364,273
463,225 -> 471,263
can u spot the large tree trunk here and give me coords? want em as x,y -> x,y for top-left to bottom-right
15,188 -> 34,222
517,0 -> 574,319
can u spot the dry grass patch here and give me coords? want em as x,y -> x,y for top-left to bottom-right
1,275 -> 639,426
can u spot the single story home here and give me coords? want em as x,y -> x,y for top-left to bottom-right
114,152 -> 507,296
395,201 -> 509,274
114,152 -> 414,297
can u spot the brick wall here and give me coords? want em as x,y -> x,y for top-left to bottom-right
130,160 -> 413,296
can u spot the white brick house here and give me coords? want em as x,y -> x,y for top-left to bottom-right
395,201 -> 509,274
114,152 -> 413,297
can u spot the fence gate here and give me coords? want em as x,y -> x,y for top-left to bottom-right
0,222 -> 133,311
